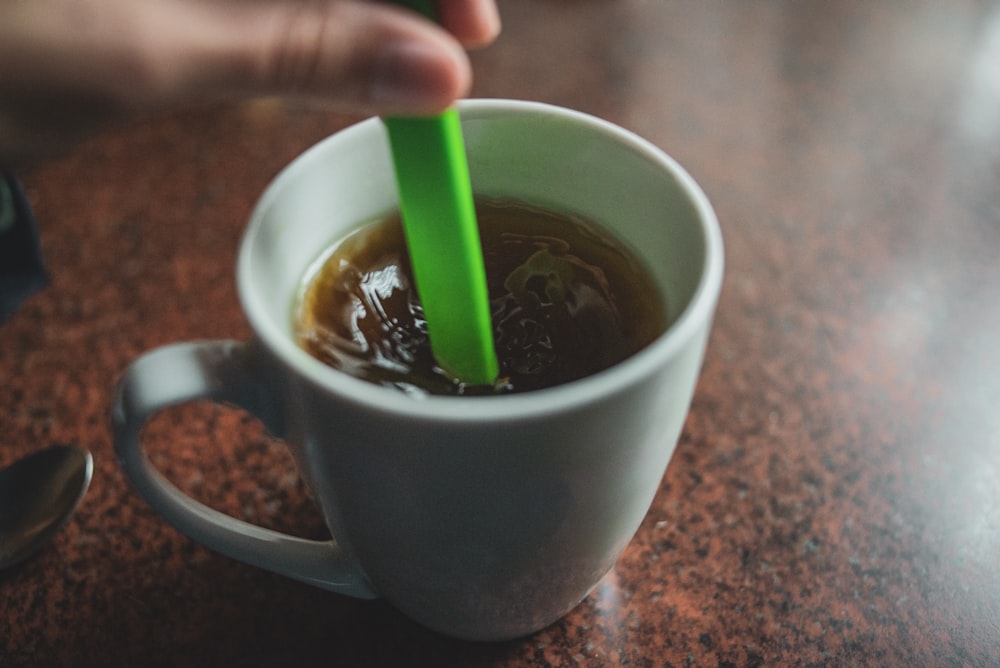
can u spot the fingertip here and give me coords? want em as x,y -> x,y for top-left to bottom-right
437,0 -> 501,49
371,36 -> 471,113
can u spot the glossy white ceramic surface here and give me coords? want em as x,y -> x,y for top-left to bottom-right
113,100 -> 723,641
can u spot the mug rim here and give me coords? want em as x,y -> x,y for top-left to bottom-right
238,99 -> 724,421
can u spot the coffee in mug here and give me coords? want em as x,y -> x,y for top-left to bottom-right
295,197 -> 667,396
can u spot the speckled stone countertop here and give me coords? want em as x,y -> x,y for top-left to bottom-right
3,1 -> 1000,665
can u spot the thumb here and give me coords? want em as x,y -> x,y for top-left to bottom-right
146,0 -> 474,116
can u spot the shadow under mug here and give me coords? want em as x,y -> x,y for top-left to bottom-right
113,99 -> 724,641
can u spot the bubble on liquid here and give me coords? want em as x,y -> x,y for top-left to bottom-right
487,233 -> 629,390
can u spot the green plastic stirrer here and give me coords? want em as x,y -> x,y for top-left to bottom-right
383,0 -> 499,386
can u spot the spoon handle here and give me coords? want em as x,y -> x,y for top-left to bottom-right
390,0 -> 436,18
383,0 -> 498,385
384,112 -> 497,385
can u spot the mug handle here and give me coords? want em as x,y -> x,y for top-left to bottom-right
111,340 -> 377,598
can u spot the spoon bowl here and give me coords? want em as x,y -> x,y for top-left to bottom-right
0,445 -> 93,569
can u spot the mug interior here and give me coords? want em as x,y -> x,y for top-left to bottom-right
238,100 -> 722,415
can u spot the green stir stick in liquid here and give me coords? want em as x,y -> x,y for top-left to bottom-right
383,0 -> 499,385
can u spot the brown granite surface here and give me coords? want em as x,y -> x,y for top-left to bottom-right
3,1 -> 1000,665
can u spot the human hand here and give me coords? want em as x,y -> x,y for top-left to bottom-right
0,0 -> 501,168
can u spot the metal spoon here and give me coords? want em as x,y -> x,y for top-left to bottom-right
0,445 -> 93,569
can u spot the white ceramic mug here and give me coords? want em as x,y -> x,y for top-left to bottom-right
112,100 -> 723,641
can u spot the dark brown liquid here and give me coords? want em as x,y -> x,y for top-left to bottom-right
295,198 -> 667,396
